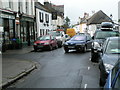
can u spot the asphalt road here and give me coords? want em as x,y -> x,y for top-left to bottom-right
6,48 -> 100,88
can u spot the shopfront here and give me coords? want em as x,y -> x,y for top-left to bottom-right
0,11 -> 16,51
20,15 -> 35,47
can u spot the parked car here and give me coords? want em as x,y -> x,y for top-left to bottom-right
33,35 -> 58,51
98,37 -> 120,86
91,22 -> 119,62
48,31 -> 65,47
104,58 -> 120,89
63,34 -> 92,53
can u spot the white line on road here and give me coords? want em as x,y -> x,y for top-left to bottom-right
88,67 -> 90,70
84,84 -> 87,88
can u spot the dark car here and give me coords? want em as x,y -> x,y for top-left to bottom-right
98,37 -> 120,86
104,59 -> 120,89
63,34 -> 92,53
91,22 -> 119,62
33,35 -> 58,51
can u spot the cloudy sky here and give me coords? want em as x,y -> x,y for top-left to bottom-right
39,0 -> 120,24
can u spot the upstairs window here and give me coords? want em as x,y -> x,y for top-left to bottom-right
39,12 -> 44,22
45,14 -> 49,23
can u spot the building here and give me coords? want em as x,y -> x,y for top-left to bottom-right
87,10 -> 113,36
79,13 -> 89,33
118,1 -> 120,32
0,0 -> 35,52
43,1 -> 64,30
35,2 -> 52,37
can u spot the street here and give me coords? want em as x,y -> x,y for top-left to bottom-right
4,48 -> 100,88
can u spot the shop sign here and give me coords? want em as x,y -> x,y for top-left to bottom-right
15,17 -> 20,24
0,13 -> 15,19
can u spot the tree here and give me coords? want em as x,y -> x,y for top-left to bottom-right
62,16 -> 71,33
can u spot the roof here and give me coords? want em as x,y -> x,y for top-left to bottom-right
87,10 -> 113,25
35,2 -> 51,13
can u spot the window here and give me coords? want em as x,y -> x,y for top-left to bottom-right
45,14 -> 49,23
0,18 -> 3,26
39,12 -> 44,22
9,0 -> 13,9
40,29 -> 42,36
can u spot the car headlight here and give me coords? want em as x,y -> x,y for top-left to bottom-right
93,42 -> 100,49
104,63 -> 114,73
34,43 -> 37,45
64,42 -> 68,45
44,42 -> 49,45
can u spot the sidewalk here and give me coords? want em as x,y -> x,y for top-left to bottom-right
1,46 -> 37,89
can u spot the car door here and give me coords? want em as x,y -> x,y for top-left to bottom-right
111,62 -> 120,89
86,35 -> 92,49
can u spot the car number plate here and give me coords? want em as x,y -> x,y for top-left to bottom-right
68,46 -> 74,48
38,46 -> 43,48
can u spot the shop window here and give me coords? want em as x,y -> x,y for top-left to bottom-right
9,20 -> 14,39
0,18 -> 3,27
30,23 -> 34,41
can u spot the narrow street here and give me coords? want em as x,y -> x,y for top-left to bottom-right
3,48 -> 100,88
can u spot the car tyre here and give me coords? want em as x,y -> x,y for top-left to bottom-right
34,48 -> 37,52
82,46 -> 87,53
64,49 -> 69,53
99,78 -> 105,87
55,44 -> 58,49
99,71 -> 106,87
49,45 -> 53,51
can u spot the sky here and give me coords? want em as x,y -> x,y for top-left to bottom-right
39,0 -> 120,25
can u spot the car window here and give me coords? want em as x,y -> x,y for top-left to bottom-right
37,36 -> 50,40
87,35 -> 92,40
71,35 -> 86,41
95,31 -> 119,39
105,40 -> 120,54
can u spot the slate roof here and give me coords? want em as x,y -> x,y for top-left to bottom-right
87,10 -> 113,25
35,2 -> 51,13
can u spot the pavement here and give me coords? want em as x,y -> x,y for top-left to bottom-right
0,46 -> 37,89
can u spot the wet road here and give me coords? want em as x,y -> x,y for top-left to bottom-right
6,48 -> 100,88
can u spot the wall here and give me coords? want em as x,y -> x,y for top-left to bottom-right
36,8 -> 52,37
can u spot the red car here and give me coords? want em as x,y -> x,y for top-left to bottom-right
33,35 -> 58,51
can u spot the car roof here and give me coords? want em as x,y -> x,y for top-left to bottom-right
107,37 -> 120,40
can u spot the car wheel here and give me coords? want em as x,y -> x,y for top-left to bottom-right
34,48 -> 37,52
99,71 -> 106,87
49,45 -> 53,51
64,48 -> 69,53
55,44 -> 58,49
91,52 -> 99,62
82,46 -> 87,53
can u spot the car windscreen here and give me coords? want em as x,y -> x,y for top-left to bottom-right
37,36 -> 50,41
95,31 -> 119,39
106,40 -> 120,54
49,32 -> 61,36
70,35 -> 86,41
